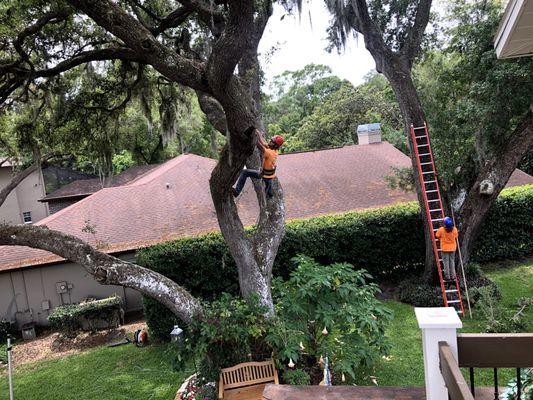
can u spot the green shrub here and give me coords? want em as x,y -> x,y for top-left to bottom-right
0,319 -> 16,343
139,185 -> 533,337
48,295 -> 123,336
282,369 -> 311,385
267,256 -> 392,384
471,286 -> 531,333
397,265 -> 500,307
188,294 -> 272,382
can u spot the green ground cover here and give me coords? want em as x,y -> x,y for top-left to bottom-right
0,344 -> 192,400
0,260 -> 530,399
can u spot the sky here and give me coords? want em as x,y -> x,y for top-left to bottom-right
258,2 -> 376,92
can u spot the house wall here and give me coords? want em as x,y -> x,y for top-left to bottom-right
0,166 -> 49,224
0,252 -> 143,328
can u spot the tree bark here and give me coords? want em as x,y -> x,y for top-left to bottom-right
0,225 -> 202,323
458,106 -> 533,264
383,65 -> 438,283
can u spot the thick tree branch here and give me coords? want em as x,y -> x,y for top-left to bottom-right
67,0 -> 209,92
402,0 -> 432,63
0,225 -> 202,323
458,105 -> 533,263
196,90 -> 228,135
12,10 -> 72,64
153,7 -> 193,35
350,0 -> 392,72
36,48 -> 142,77
0,152 -> 61,208
206,0 -> 254,91
0,48 -> 143,107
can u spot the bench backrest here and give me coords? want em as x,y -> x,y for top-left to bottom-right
219,360 -> 279,390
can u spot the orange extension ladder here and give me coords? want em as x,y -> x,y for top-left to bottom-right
410,122 -> 465,316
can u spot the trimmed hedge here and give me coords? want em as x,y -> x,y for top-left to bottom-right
138,185 -> 533,339
48,295 -> 123,336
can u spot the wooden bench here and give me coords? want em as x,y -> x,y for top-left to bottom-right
218,360 -> 279,400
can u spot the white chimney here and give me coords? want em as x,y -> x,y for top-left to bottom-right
357,123 -> 382,145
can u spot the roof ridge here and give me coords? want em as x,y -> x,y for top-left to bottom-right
127,153 -> 215,187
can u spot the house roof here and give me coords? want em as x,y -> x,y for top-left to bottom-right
1,142 -> 532,272
0,158 -> 13,168
495,0 -> 533,58
40,164 -> 159,201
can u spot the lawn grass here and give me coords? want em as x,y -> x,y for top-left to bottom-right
0,343 -> 192,400
368,259 -> 533,387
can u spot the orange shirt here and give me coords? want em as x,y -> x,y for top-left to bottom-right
262,148 -> 278,179
435,227 -> 458,252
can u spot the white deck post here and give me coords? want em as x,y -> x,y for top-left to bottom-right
415,307 -> 462,400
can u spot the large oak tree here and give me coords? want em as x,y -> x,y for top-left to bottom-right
0,0 -> 283,319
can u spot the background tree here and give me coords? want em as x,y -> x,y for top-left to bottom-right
319,0 -> 532,280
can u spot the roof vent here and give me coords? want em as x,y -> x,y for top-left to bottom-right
357,123 -> 382,145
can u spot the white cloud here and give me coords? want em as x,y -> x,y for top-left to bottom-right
258,2 -> 376,93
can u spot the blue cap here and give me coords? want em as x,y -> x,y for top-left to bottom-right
444,217 -> 454,227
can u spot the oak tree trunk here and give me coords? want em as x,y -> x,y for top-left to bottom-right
383,62 -> 438,283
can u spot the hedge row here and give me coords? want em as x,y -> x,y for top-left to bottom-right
48,295 -> 123,336
138,185 -> 533,339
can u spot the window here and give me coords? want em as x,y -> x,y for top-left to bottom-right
22,211 -> 32,224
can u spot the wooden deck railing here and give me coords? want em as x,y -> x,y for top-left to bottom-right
439,342 -> 474,400
439,333 -> 533,400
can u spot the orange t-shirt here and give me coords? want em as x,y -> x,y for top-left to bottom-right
435,227 -> 458,252
262,148 -> 278,179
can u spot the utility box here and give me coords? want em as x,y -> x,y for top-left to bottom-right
357,123 -> 382,145
21,323 -> 36,340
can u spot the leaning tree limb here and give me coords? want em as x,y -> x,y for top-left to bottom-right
458,105 -> 533,264
0,225 -> 202,323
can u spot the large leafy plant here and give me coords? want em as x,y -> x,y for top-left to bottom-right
269,256 -> 392,384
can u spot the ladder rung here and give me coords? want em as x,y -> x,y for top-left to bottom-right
413,126 -> 426,130
419,153 -> 431,156
422,171 -> 434,174
430,208 -> 442,212
428,199 -> 440,202
426,190 -> 438,193
420,162 -> 432,165
431,218 -> 443,221
448,300 -> 460,304
417,143 -> 429,147
445,289 -> 458,293
424,180 -> 436,184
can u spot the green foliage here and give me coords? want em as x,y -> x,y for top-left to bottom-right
416,0 -> 533,193
278,71 -> 403,153
472,185 -> 533,261
188,294 -> 272,382
0,319 -> 16,343
282,369 -> 310,385
269,256 -> 392,383
471,286 -> 531,333
112,150 -> 135,173
48,295 -> 123,336
140,186 -> 533,338
501,368 -> 533,400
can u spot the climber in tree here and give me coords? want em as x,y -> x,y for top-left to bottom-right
233,129 -> 284,199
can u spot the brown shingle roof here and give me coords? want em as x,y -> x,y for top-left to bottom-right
40,164 -> 159,201
1,143 -> 532,272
